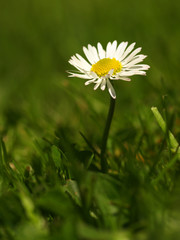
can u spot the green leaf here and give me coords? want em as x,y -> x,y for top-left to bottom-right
77,221 -> 131,240
63,179 -> 81,206
51,145 -> 61,168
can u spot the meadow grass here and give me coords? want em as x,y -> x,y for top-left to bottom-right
0,0 -> 180,239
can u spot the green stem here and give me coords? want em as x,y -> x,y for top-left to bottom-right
100,96 -> 116,173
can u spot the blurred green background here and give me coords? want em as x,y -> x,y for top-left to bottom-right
0,0 -> 180,164
1,1 -> 180,239
0,0 -> 180,162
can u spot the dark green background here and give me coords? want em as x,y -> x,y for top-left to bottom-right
1,0 -> 180,125
0,0 -> 180,166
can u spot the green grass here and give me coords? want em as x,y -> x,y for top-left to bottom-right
0,0 -> 180,239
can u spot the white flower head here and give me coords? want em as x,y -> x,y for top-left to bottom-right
68,41 -> 150,99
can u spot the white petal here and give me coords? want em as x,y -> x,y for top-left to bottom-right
119,70 -> 146,76
123,55 -> 147,68
69,55 -> 91,71
85,79 -> 96,85
68,72 -> 93,79
83,46 -> 96,64
69,56 -> 83,68
107,79 -> 116,99
90,71 -> 98,78
121,47 -> 142,65
94,79 -> 102,90
100,78 -> 106,90
97,42 -> 105,59
109,40 -> 117,58
115,42 -> 128,60
69,58 -> 87,73
119,42 -> 136,61
106,42 -> 112,58
126,64 -> 150,71
75,54 -> 91,70
88,44 -> 99,62
110,76 -> 131,81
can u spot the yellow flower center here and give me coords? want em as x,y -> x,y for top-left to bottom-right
91,58 -> 122,77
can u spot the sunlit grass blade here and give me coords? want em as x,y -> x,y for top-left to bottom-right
151,107 -> 180,154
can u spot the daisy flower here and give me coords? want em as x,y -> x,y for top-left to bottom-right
68,40 -> 150,99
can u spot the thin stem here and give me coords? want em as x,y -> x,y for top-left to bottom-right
100,96 -> 116,173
